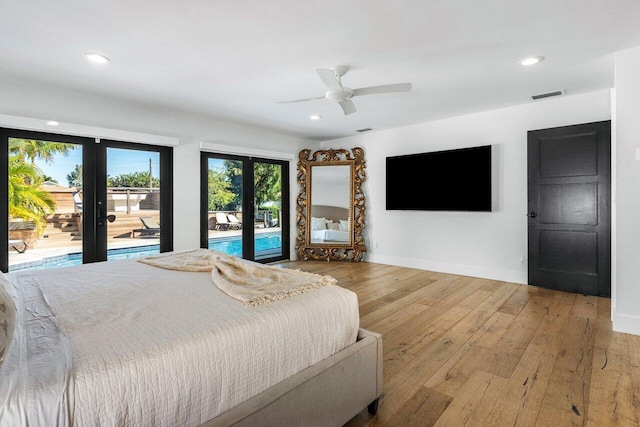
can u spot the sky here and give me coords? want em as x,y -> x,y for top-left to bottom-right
208,157 -> 227,173
38,147 -> 160,186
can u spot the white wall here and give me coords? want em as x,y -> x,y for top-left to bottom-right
612,46 -> 640,335
0,78 -> 309,255
321,90 -> 612,283
311,166 -> 351,208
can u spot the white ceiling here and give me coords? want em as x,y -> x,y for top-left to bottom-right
1,0 -> 640,141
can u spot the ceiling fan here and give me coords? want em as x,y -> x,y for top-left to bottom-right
277,66 -> 412,115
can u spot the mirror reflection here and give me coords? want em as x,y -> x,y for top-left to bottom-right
310,165 -> 351,245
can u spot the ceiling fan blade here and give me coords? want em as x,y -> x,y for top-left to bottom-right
276,96 -> 325,104
317,68 -> 343,90
339,100 -> 356,115
352,82 -> 412,96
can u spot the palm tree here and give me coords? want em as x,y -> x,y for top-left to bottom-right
8,138 -> 75,165
66,164 -> 82,188
7,138 -> 76,236
8,155 -> 55,235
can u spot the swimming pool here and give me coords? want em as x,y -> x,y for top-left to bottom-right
9,245 -> 163,271
207,233 -> 282,258
9,233 -> 283,271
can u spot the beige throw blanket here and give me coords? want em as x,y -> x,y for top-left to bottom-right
138,249 -> 230,272
139,249 -> 336,306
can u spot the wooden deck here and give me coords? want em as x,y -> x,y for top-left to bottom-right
276,261 -> 636,427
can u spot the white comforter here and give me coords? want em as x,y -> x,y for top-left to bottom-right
1,258 -> 359,426
310,229 -> 350,243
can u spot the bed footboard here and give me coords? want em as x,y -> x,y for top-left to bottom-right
206,328 -> 383,426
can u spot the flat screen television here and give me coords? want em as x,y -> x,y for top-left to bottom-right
386,145 -> 492,211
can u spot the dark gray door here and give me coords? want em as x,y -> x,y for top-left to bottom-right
527,121 -> 611,297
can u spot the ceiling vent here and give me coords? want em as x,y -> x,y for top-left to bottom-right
355,128 -> 373,133
531,89 -> 565,101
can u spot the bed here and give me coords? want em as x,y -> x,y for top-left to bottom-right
310,205 -> 351,244
311,229 -> 350,243
0,252 -> 382,426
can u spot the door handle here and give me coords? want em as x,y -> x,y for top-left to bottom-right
97,201 -> 116,226
528,212 -> 537,218
97,214 -> 116,226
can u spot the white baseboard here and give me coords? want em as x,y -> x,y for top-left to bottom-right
613,312 -> 640,336
366,254 -> 527,284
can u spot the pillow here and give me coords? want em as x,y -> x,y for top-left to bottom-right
0,272 -> 16,365
327,222 -> 340,231
311,217 -> 327,231
339,219 -> 349,231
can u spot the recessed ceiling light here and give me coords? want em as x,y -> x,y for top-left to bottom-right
84,52 -> 110,64
46,120 -> 59,126
310,115 -> 321,121
518,56 -> 544,66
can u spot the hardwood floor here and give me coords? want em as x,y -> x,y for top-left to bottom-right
277,260 -> 639,427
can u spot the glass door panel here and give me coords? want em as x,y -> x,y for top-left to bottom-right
105,147 -> 162,260
253,162 -> 283,260
200,152 -> 288,263
206,157 -> 243,256
7,138 -> 83,271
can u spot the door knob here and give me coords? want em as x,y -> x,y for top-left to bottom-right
528,212 -> 537,218
97,201 -> 116,225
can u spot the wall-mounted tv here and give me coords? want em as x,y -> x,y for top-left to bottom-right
386,145 -> 492,212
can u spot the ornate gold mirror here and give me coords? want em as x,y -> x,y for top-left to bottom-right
296,147 -> 366,261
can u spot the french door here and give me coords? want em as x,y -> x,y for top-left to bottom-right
1,128 -> 172,272
200,152 -> 289,263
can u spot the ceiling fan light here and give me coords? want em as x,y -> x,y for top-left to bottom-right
518,56 -> 544,66
326,90 -> 348,102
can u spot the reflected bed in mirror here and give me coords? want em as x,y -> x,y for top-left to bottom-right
310,205 -> 350,244
296,148 -> 366,261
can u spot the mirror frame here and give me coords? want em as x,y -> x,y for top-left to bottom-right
296,147 -> 366,261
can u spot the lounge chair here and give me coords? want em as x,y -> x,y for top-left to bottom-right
133,217 -> 161,237
255,210 -> 274,228
73,191 -> 83,213
9,239 -> 27,253
215,212 -> 230,230
227,214 -> 242,230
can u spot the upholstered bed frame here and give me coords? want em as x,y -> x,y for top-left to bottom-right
311,205 -> 349,223
206,328 -> 383,426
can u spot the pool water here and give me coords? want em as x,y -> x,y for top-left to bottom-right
10,233 -> 283,271
10,245 -> 164,271
208,234 -> 282,258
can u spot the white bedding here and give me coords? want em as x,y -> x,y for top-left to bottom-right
310,229 -> 350,243
0,258 -> 359,426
